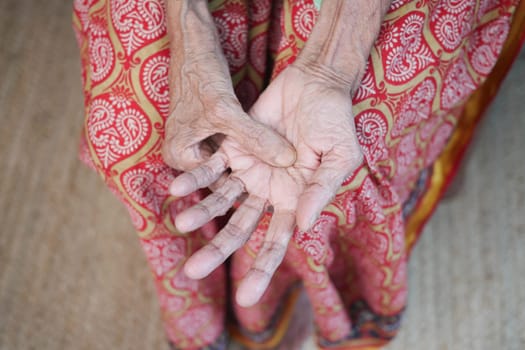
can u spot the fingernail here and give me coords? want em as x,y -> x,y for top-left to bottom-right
169,178 -> 191,197
236,276 -> 264,307
174,214 -> 192,233
183,258 -> 204,280
273,148 -> 296,167
169,182 -> 180,196
169,182 -> 184,197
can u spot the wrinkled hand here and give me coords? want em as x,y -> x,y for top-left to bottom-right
162,0 -> 295,171
170,65 -> 363,306
162,49 -> 295,172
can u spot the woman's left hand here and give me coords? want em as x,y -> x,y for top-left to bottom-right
169,64 -> 363,307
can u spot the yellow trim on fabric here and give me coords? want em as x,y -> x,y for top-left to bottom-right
247,66 -> 264,88
317,336 -> 387,350
231,67 -> 247,86
72,11 -> 81,32
208,0 -> 227,12
404,0 -> 525,253
249,22 -> 270,39
283,0 -> 293,36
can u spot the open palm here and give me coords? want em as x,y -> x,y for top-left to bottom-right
170,65 -> 363,306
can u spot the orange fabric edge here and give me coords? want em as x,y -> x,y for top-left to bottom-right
228,287 -> 301,349
404,0 -> 525,254
318,338 -> 388,350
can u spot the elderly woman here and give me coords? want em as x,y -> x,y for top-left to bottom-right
73,0 -> 525,349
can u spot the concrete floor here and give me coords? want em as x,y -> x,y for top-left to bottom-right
0,1 -> 524,349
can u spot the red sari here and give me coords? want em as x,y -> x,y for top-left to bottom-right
73,0 -> 525,348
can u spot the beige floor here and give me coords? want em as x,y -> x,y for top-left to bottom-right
0,1 -> 524,349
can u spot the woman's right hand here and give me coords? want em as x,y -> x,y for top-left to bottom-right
162,0 -> 295,172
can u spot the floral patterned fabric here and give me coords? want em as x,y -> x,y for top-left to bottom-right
73,0 -> 519,348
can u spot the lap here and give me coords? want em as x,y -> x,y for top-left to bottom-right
72,0 -> 519,347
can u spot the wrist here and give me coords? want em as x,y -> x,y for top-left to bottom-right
297,0 -> 391,95
167,0 -> 232,95
291,57 -> 360,94
167,0 -> 222,64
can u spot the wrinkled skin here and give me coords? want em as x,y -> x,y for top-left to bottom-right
170,65 -> 364,307
162,1 -> 295,172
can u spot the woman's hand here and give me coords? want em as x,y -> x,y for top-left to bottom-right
170,65 -> 363,306
166,0 -> 392,307
162,0 -> 295,171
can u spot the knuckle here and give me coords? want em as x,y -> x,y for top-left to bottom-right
197,163 -> 216,183
207,241 -> 228,258
251,267 -> 272,278
222,223 -> 249,246
212,192 -> 232,215
195,203 -> 212,219
215,193 -> 230,207
262,241 -> 287,257
229,176 -> 246,193
242,199 -> 263,213
254,242 -> 286,273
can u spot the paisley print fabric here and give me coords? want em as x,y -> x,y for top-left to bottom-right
73,0 -> 521,349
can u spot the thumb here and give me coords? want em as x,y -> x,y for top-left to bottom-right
216,112 -> 296,167
296,150 -> 362,231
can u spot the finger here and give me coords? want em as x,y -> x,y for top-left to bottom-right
175,177 -> 244,233
184,195 -> 266,279
296,151 -> 362,232
216,113 -> 296,167
208,171 -> 229,192
236,210 -> 295,307
169,153 -> 228,197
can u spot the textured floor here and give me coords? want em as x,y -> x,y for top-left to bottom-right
0,1 -> 524,349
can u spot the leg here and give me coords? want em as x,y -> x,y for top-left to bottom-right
73,1 -> 227,348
